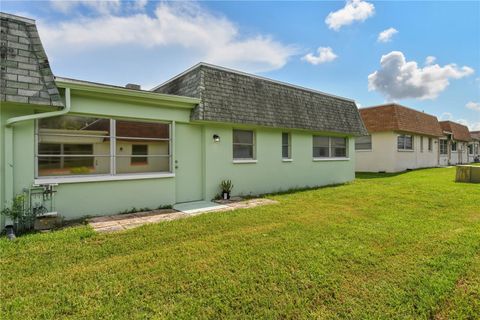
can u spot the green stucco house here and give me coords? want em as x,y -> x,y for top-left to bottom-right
0,12 -> 366,226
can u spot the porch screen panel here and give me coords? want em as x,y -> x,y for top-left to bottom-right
37,116 -> 111,176
115,120 -> 171,174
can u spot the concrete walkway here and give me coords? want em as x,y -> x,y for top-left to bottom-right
88,198 -> 278,233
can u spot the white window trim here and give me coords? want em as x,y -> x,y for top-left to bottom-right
313,136 -> 349,159
313,157 -> 350,162
232,159 -> 258,164
282,132 -> 292,160
439,139 -> 449,155
397,134 -> 414,151
34,172 -> 175,184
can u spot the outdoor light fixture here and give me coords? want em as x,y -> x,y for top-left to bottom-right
213,134 -> 220,142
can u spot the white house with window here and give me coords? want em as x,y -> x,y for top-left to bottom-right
469,131 -> 480,163
1,14 -> 367,226
355,104 -> 443,173
439,121 -> 472,166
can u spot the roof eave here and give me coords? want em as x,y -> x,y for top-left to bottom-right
55,77 -> 200,108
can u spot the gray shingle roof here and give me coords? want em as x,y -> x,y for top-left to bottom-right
154,63 -> 367,136
0,12 -> 63,108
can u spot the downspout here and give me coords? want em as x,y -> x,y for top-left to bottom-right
3,88 -> 71,227
6,87 -> 71,126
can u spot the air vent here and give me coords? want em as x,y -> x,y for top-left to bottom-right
125,83 -> 141,90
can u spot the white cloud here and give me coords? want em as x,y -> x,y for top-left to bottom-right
466,101 -> 480,112
50,0 -> 122,15
377,27 -> 398,43
368,51 -> 474,100
325,0 -> 375,31
456,119 -> 480,131
40,2 -> 297,73
302,47 -> 337,65
425,56 -> 436,65
440,112 -> 453,120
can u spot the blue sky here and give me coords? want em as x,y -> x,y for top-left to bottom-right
3,0 -> 480,129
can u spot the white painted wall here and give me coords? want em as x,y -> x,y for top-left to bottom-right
468,142 -> 480,162
355,132 -> 396,172
355,132 -> 439,173
449,142 -> 470,165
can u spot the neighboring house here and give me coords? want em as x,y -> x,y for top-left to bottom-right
0,13 -> 366,226
438,121 -> 472,166
468,131 -> 480,162
355,104 -> 443,173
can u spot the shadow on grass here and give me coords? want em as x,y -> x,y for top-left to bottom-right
355,166 -> 451,180
355,171 -> 408,180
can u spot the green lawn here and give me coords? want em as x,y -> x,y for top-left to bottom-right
1,167 -> 479,319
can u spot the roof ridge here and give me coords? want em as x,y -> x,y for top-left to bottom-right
362,103 -> 437,118
152,62 -> 355,103
0,12 -> 35,24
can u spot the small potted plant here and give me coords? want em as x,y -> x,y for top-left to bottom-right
220,179 -> 234,200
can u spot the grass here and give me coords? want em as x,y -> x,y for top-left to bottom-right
1,167 -> 479,319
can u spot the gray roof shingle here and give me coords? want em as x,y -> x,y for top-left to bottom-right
0,12 -> 63,108
154,63 -> 367,136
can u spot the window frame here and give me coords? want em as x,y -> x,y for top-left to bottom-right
312,136 -> 349,160
451,141 -> 457,152
131,144 -> 149,165
397,134 -> 414,151
355,135 -> 372,151
282,132 -> 292,160
35,116 -> 172,180
232,129 -> 256,161
440,139 -> 448,155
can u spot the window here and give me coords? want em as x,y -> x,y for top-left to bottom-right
131,145 -> 148,165
332,137 -> 347,157
468,144 -> 474,155
36,115 -> 171,177
115,120 -> 170,174
233,129 -> 255,160
440,140 -> 448,155
282,132 -> 291,159
397,134 -> 413,150
313,136 -> 348,158
420,137 -> 424,152
355,135 -> 372,151
428,138 -> 433,151
451,141 -> 457,152
313,136 -> 330,157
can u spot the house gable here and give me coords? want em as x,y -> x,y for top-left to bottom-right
0,12 -> 63,107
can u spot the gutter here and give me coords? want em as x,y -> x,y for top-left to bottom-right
3,88 -> 71,229
55,78 -> 200,107
6,87 -> 71,127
